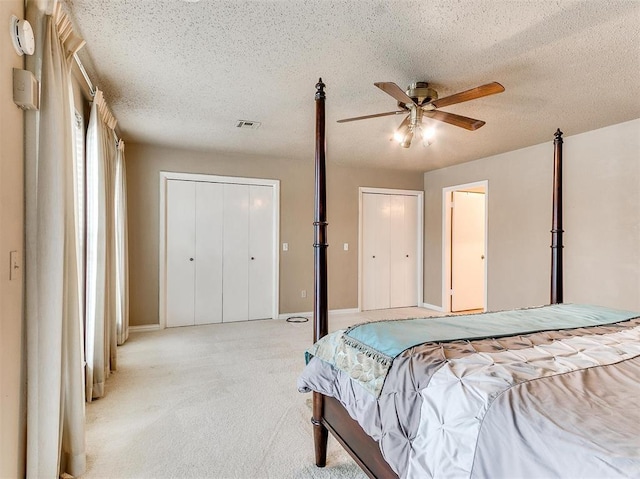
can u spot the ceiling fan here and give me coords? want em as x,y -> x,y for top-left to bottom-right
337,81 -> 505,147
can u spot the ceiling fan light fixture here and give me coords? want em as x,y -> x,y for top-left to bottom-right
394,122 -> 413,147
338,80 -> 504,145
399,129 -> 413,148
421,125 -> 436,142
422,126 -> 436,141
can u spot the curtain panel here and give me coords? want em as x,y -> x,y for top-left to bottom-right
85,90 -> 120,401
25,2 -> 87,477
115,140 -> 130,345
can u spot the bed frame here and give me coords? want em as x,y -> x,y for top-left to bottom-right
310,78 -> 564,478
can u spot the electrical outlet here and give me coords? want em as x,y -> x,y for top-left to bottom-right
301,290 -> 307,298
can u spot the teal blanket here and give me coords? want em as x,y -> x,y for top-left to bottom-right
306,303 -> 639,396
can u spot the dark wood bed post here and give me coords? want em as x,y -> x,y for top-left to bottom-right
312,78 -> 329,467
551,128 -> 564,304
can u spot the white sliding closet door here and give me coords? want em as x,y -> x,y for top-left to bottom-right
166,180 -> 196,327
194,182 -> 223,325
362,192 -> 419,311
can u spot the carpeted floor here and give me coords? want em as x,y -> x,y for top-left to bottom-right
83,307 -> 436,478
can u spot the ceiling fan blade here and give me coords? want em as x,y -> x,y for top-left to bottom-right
423,110 -> 486,131
429,82 -> 505,109
337,110 -> 406,123
374,82 -> 417,106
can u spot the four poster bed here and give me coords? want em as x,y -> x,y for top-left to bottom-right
298,79 -> 640,478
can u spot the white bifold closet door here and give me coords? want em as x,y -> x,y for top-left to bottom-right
248,185 -> 274,320
166,180 -> 273,327
166,180 -> 198,327
222,184 -> 274,322
194,182 -> 223,325
222,184 -> 250,322
362,193 -> 419,310
389,195 -> 418,308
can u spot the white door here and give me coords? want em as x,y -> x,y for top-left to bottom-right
248,185 -> 274,320
166,180 -> 196,327
223,183 -> 250,322
451,191 -> 485,312
362,194 -> 391,310
222,183 -> 274,322
390,195 -> 418,308
362,193 -> 419,311
165,178 -> 276,327
194,182 -> 223,325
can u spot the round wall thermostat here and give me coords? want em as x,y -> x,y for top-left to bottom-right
10,15 -> 35,56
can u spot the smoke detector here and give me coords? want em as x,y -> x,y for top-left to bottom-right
10,15 -> 35,56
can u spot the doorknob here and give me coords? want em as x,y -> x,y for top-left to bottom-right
406,254 -> 409,258
372,255 -> 375,258
481,255 -> 485,260
251,257 -> 255,260
189,258 -> 194,261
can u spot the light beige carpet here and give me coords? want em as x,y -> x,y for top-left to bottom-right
83,307 -> 435,479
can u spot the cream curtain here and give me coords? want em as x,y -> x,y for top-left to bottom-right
115,140 -> 130,345
25,2 -> 87,477
85,90 -> 119,401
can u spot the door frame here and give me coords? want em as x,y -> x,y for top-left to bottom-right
358,187 -> 424,311
159,171 -> 280,329
442,180 -> 488,313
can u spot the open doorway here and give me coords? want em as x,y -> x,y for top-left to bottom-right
442,181 -> 487,313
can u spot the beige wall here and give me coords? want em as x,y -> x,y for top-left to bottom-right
1,1 -> 26,477
126,143 -> 424,326
424,119 -> 640,312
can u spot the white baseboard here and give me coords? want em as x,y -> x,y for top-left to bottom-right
329,308 -> 360,315
278,312 -> 311,320
129,324 -> 161,332
137,308 -> 364,327
278,308 -> 359,320
421,302 -> 445,312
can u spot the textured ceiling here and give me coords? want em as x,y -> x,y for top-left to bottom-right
64,0 -> 640,171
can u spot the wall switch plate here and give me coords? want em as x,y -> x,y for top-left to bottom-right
301,290 -> 307,298
282,242 -> 288,251
9,250 -> 20,281
343,243 -> 349,251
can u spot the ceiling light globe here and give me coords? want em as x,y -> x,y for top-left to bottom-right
422,126 -> 436,141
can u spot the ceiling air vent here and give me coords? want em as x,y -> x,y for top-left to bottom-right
236,120 -> 261,129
